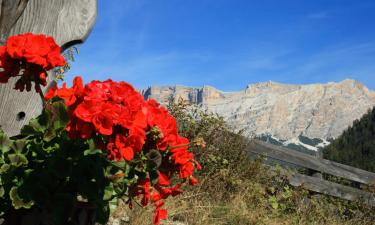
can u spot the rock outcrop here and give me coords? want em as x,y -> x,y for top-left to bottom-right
142,79 -> 375,142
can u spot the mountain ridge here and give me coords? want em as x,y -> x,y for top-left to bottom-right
142,79 -> 375,147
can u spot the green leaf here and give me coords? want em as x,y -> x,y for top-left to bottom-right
8,154 -> 28,167
149,170 -> 159,185
269,196 -> 279,209
9,187 -> 34,209
21,117 -> 46,135
11,140 -> 26,153
43,129 -> 57,142
0,129 -> 11,152
86,139 -> 96,151
109,198 -> 119,215
44,145 -> 59,154
0,164 -> 10,173
271,201 -> 279,209
0,187 -> 4,197
84,148 -> 102,156
83,139 -> 104,156
103,184 -> 114,201
46,100 -> 69,130
24,169 -> 34,175
110,160 -> 126,169
39,99 -> 69,141
146,149 -> 162,169
134,167 -> 147,180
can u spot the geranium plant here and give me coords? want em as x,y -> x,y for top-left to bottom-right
0,33 -> 201,225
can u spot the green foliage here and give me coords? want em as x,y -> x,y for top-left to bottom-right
9,187 -> 34,209
167,98 -> 250,177
0,98 -> 141,224
323,107 -> 375,172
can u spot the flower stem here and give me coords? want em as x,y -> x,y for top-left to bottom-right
169,143 -> 190,150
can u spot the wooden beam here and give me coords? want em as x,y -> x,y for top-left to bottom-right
8,0 -> 97,49
289,173 -> 375,206
248,140 -> 375,185
0,0 -> 97,137
0,0 -> 29,44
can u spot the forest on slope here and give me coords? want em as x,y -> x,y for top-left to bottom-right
324,107 -> 375,172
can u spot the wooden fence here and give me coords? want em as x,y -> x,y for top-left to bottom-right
248,140 -> 375,206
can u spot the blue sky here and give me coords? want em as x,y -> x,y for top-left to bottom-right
66,0 -> 375,91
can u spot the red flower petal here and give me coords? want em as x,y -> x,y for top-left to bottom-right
158,172 -> 170,186
153,208 -> 167,225
120,147 -> 134,161
189,176 -> 198,186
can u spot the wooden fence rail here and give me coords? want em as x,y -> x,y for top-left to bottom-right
248,139 -> 375,206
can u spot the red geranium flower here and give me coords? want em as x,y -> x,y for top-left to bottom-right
46,76 -> 201,225
0,33 -> 65,92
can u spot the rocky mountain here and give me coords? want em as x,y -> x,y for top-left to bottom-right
142,79 -> 375,151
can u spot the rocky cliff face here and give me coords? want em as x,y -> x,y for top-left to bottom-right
142,79 -> 375,144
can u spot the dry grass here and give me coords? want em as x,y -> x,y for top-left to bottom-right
116,164 -> 375,225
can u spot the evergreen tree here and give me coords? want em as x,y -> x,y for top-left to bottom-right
323,107 -> 375,172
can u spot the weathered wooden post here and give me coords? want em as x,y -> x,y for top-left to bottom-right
0,1 -> 97,224
0,0 -> 97,137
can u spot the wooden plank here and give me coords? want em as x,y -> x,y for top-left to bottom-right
0,0 -> 29,44
248,140 -> 375,185
8,0 -> 97,48
289,173 -> 375,206
0,0 -> 97,137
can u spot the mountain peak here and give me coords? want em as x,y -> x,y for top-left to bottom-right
142,80 -> 375,141
338,78 -> 366,89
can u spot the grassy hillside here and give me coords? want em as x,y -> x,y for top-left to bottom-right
323,107 -> 375,173
111,100 -> 375,225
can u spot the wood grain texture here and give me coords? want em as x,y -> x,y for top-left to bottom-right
0,0 -> 97,136
0,0 -> 29,44
289,173 -> 375,206
249,140 -> 375,185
